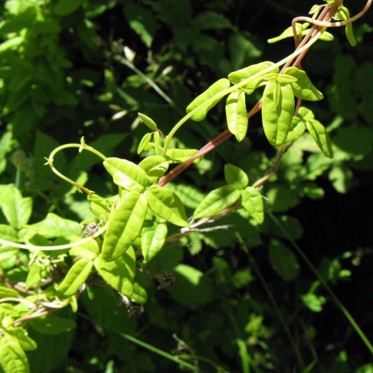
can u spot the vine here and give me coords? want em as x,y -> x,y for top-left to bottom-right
0,1 -> 371,372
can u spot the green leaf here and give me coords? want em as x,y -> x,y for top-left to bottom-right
302,292 -> 326,312
7,328 -> 37,351
228,61 -> 278,93
25,264 -> 43,290
25,213 -> 81,238
54,0 -> 83,16
103,157 -> 151,192
225,91 -> 248,142
194,185 -> 241,219
333,125 -> 373,160
186,78 -> 230,121
345,22 -> 356,47
0,130 -> 13,174
297,106 -> 315,121
101,192 -> 147,261
166,148 -> 199,163
335,7 -> 356,47
276,73 -> 298,85
138,112 -> 157,131
69,239 -> 100,259
145,186 -> 189,227
266,186 -> 300,212
0,185 -> 32,229
0,284 -> 19,297
129,282 -> 148,304
285,116 -> 306,143
191,11 -> 232,31
329,166 -> 352,194
0,225 -> 18,241
137,133 -> 152,154
224,164 -> 249,189
305,119 -> 334,158
0,334 -> 30,373
267,23 -> 307,43
268,240 -> 299,281
56,258 -> 93,298
141,223 -> 168,263
124,3 -> 155,47
262,81 -> 295,146
241,187 -> 264,224
30,314 -> 76,335
167,264 -> 213,310
0,247 -> 18,270
138,156 -> 169,179
95,247 -> 136,296
318,31 -> 334,41
283,67 -> 323,101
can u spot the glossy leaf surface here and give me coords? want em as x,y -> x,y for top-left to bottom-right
95,247 -> 136,296
194,185 -> 241,219
56,258 -> 93,298
224,164 -> 249,189
241,187 -> 264,224
285,116 -> 306,143
101,192 -> 147,260
138,112 -> 157,130
283,67 -> 323,101
145,185 -> 189,227
137,132 -> 152,154
225,91 -> 248,142
262,81 -> 294,146
186,78 -> 230,121
228,61 -> 278,93
0,334 -> 30,373
139,155 -> 169,179
129,282 -> 148,304
141,223 -> 168,263
25,213 -> 81,238
7,328 -> 37,351
306,119 -> 334,158
103,157 -> 151,192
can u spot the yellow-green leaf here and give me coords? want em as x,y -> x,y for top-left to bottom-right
306,119 -> 334,158
241,187 -> 264,224
262,81 -> 295,146
145,186 -> 189,227
225,91 -> 248,142
56,258 -> 93,298
186,78 -> 230,121
141,223 -> 168,263
103,157 -> 151,192
194,185 -> 241,219
102,192 -> 147,260
95,247 -> 136,296
283,67 -> 323,101
0,334 -> 30,373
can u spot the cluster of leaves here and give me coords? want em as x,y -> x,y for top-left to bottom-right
0,0 -> 373,372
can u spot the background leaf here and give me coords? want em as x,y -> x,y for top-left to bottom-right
0,185 -> 32,229
268,240 -> 300,281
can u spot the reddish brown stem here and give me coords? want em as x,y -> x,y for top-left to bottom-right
158,101 -> 262,187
